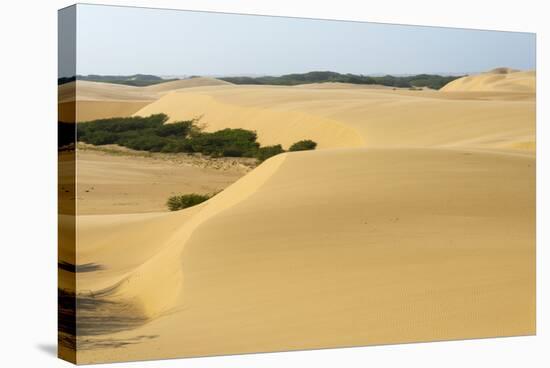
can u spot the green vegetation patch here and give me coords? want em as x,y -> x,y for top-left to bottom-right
256,145 -> 285,162
77,114 -> 318,162
289,140 -> 317,152
167,193 -> 213,211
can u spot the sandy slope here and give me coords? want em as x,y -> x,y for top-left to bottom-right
292,82 -> 400,90
59,101 -> 152,122
441,68 -> 536,93
76,148 -> 535,363
144,77 -> 232,92
66,69 -> 536,363
59,77 -> 230,102
58,77 -> 231,121
59,81 -> 157,102
134,76 -> 535,151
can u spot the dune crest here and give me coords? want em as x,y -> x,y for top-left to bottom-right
67,69 -> 535,363
441,69 -> 535,93
59,77 -> 232,103
59,77 -> 233,121
144,77 -> 232,92
292,82 -> 396,90
134,83 -> 534,152
77,154 -> 286,320
134,89 -> 365,149
77,148 -> 535,363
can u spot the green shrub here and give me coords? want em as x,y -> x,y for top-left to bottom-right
167,193 -> 212,211
160,140 -> 193,153
124,135 -> 167,152
155,121 -> 194,137
188,129 -> 260,157
81,131 -> 118,145
289,140 -> 317,152
256,145 -> 285,162
77,114 -> 317,161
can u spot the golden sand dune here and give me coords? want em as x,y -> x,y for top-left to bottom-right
58,77 -> 232,121
64,69 -> 536,363
441,68 -> 535,93
59,101 -> 152,122
59,77 -> 231,102
144,77 -> 232,92
76,148 -> 535,363
59,81 -> 157,102
292,82 -> 398,90
135,87 -> 366,149
134,84 -> 534,151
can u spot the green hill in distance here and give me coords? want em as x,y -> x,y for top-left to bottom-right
58,71 -> 463,89
220,71 -> 463,90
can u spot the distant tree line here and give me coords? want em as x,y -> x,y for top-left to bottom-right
58,71 -> 461,89
220,71 -> 462,90
76,114 -> 317,162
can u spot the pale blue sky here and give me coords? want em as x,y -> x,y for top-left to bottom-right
73,4 -> 536,77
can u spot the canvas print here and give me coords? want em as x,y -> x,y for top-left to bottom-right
58,4 -> 536,364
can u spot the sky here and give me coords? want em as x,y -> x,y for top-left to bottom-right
67,4 -> 536,78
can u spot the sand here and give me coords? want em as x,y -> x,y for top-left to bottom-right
58,77 -> 231,121
60,100 -> 151,122
441,68 -> 536,93
74,147 -> 254,214
61,69 -> 536,363
134,81 -> 535,151
74,148 -> 535,363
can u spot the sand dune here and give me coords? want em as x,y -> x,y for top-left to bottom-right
59,77 -> 231,102
135,87 -> 366,149
58,101 -> 151,122
64,68 -> 536,363
58,77 -> 232,121
59,81 -> 156,102
292,82 -> 399,90
135,84 -> 535,151
76,148 -> 535,363
144,77 -> 231,92
441,68 -> 536,93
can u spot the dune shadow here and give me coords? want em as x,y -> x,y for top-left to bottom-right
78,334 -> 159,350
58,279 -> 155,351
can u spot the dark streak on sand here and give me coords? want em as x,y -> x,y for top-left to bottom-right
58,261 -> 105,273
58,276 -> 155,351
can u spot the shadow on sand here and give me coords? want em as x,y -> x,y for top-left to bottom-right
58,262 -> 156,351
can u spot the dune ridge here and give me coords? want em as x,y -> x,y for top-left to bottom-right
134,83 -> 534,152
441,69 -> 535,93
59,77 -> 231,103
144,77 -> 232,92
59,77 -> 232,121
135,90 -> 365,149
76,154 -> 286,319
76,147 -> 535,363
68,68 -> 536,363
